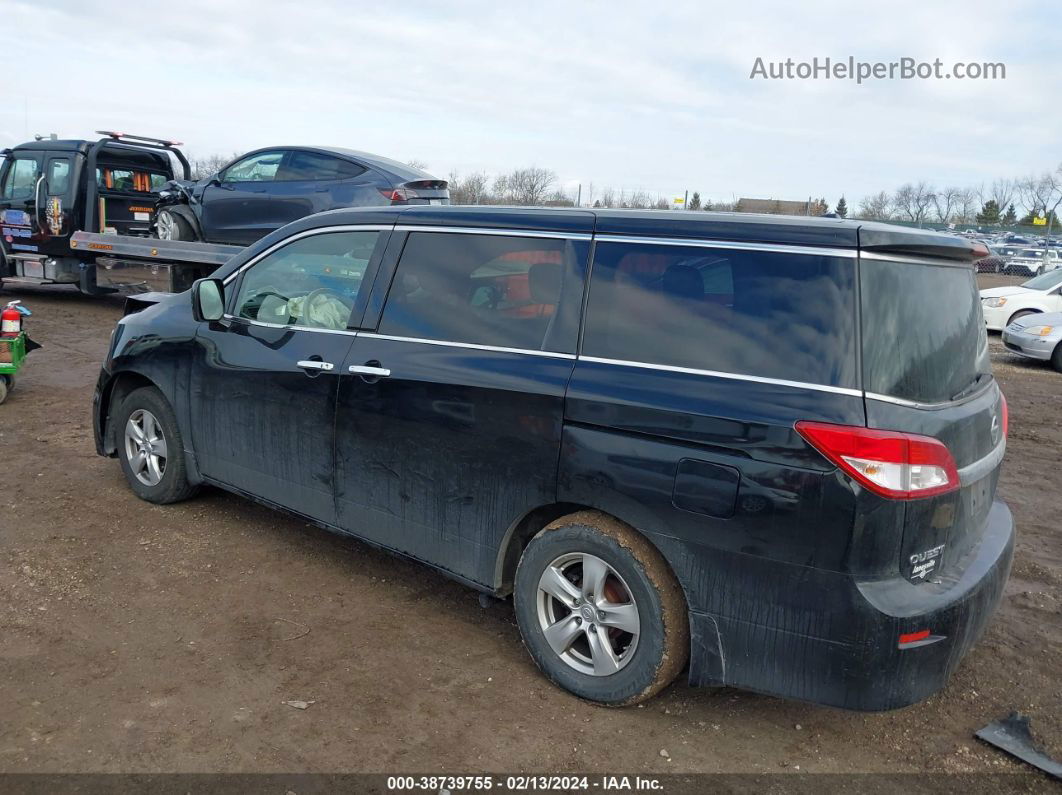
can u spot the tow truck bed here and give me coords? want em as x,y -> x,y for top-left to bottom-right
69,231 -> 243,293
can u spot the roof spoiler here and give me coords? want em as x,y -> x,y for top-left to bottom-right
859,226 -> 984,261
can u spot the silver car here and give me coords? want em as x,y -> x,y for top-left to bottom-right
1002,311 -> 1062,371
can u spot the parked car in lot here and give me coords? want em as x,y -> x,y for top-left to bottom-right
93,208 -> 1012,710
1002,247 -> 1060,276
981,269 -> 1062,330
1002,312 -> 1062,371
153,146 -> 449,246
974,244 -> 1006,273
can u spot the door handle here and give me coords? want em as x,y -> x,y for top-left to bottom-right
297,359 -> 334,371
348,364 -> 390,377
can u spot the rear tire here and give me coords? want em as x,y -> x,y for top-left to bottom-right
155,209 -> 196,242
0,376 -> 8,404
115,386 -> 197,504
513,511 -> 689,706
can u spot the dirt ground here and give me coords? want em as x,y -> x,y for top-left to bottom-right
0,275 -> 1059,778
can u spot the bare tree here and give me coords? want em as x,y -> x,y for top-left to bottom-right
406,159 -> 428,171
492,167 -> 556,206
931,186 -> 961,225
894,182 -> 934,226
1017,167 -> 1062,237
955,187 -> 980,225
447,170 -> 490,205
984,178 -> 1016,212
188,152 -> 240,180
857,190 -> 893,220
598,187 -> 616,208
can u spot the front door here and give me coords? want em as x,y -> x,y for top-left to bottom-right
333,229 -> 590,586
200,150 -> 286,244
190,227 -> 388,523
0,151 -> 44,259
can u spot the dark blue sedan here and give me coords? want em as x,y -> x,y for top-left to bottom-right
153,146 -> 448,245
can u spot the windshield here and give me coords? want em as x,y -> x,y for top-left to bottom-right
1018,249 -> 1043,259
1022,269 -> 1062,290
862,260 -> 990,404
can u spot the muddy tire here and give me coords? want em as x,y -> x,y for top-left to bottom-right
514,511 -> 689,706
1052,343 -> 1062,374
115,386 -> 198,504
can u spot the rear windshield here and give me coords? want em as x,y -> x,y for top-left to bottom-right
861,259 -> 990,404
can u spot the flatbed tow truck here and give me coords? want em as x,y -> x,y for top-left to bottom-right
1,131 -> 241,294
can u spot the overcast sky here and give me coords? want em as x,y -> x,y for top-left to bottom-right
5,0 -> 1058,208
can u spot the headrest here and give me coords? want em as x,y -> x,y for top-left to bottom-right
661,264 -> 702,298
528,262 -> 562,305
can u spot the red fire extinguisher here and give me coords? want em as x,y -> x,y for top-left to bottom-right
1,300 -> 22,337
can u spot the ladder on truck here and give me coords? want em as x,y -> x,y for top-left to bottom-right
70,231 -> 243,293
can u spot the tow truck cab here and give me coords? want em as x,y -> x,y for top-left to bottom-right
0,132 -> 189,292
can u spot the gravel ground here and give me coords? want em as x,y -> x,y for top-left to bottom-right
0,276 -> 1058,779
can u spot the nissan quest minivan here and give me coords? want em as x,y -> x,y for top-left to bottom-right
93,206 -> 1012,710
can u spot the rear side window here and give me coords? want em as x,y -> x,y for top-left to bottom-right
582,242 -> 858,388
861,259 -> 989,403
280,151 -> 366,181
233,230 -> 380,330
379,232 -> 574,351
48,158 -> 71,194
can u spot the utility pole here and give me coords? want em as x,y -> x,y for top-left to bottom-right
576,183 -> 582,208
684,189 -> 689,210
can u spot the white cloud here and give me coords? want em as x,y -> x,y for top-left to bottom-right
3,0 -> 1057,207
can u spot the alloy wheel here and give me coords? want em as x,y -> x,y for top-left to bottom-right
156,212 -> 175,240
535,552 -> 640,676
124,409 -> 168,487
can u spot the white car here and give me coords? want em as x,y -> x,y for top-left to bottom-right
981,269 -> 1062,330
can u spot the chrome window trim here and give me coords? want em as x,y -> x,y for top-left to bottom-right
359,332 -> 576,360
865,378 -> 996,410
394,225 -> 592,240
222,314 -> 357,336
577,355 -> 863,397
591,234 -> 858,259
957,436 -> 1006,486
221,224 -> 393,285
859,251 -> 976,268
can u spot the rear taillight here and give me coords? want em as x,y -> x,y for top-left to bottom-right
379,188 -> 414,202
795,421 -> 959,500
1001,393 -> 1009,438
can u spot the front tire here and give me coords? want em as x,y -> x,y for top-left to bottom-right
155,209 -> 196,242
115,386 -> 197,504
1008,309 -> 1037,326
1052,343 -> 1062,374
514,511 -> 689,706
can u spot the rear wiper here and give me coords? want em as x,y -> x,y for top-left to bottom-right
951,372 -> 991,401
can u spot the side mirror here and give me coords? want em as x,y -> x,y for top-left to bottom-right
207,176 -> 221,187
191,278 -> 225,322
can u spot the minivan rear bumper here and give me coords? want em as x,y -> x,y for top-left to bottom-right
687,499 -> 1013,711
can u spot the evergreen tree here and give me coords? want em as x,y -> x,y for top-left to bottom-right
976,200 -> 1001,225
835,196 -> 848,217
1001,204 -> 1017,226
1020,209 -> 1060,226
688,192 -> 702,211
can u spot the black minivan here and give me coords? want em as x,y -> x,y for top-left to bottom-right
93,206 -> 1012,709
